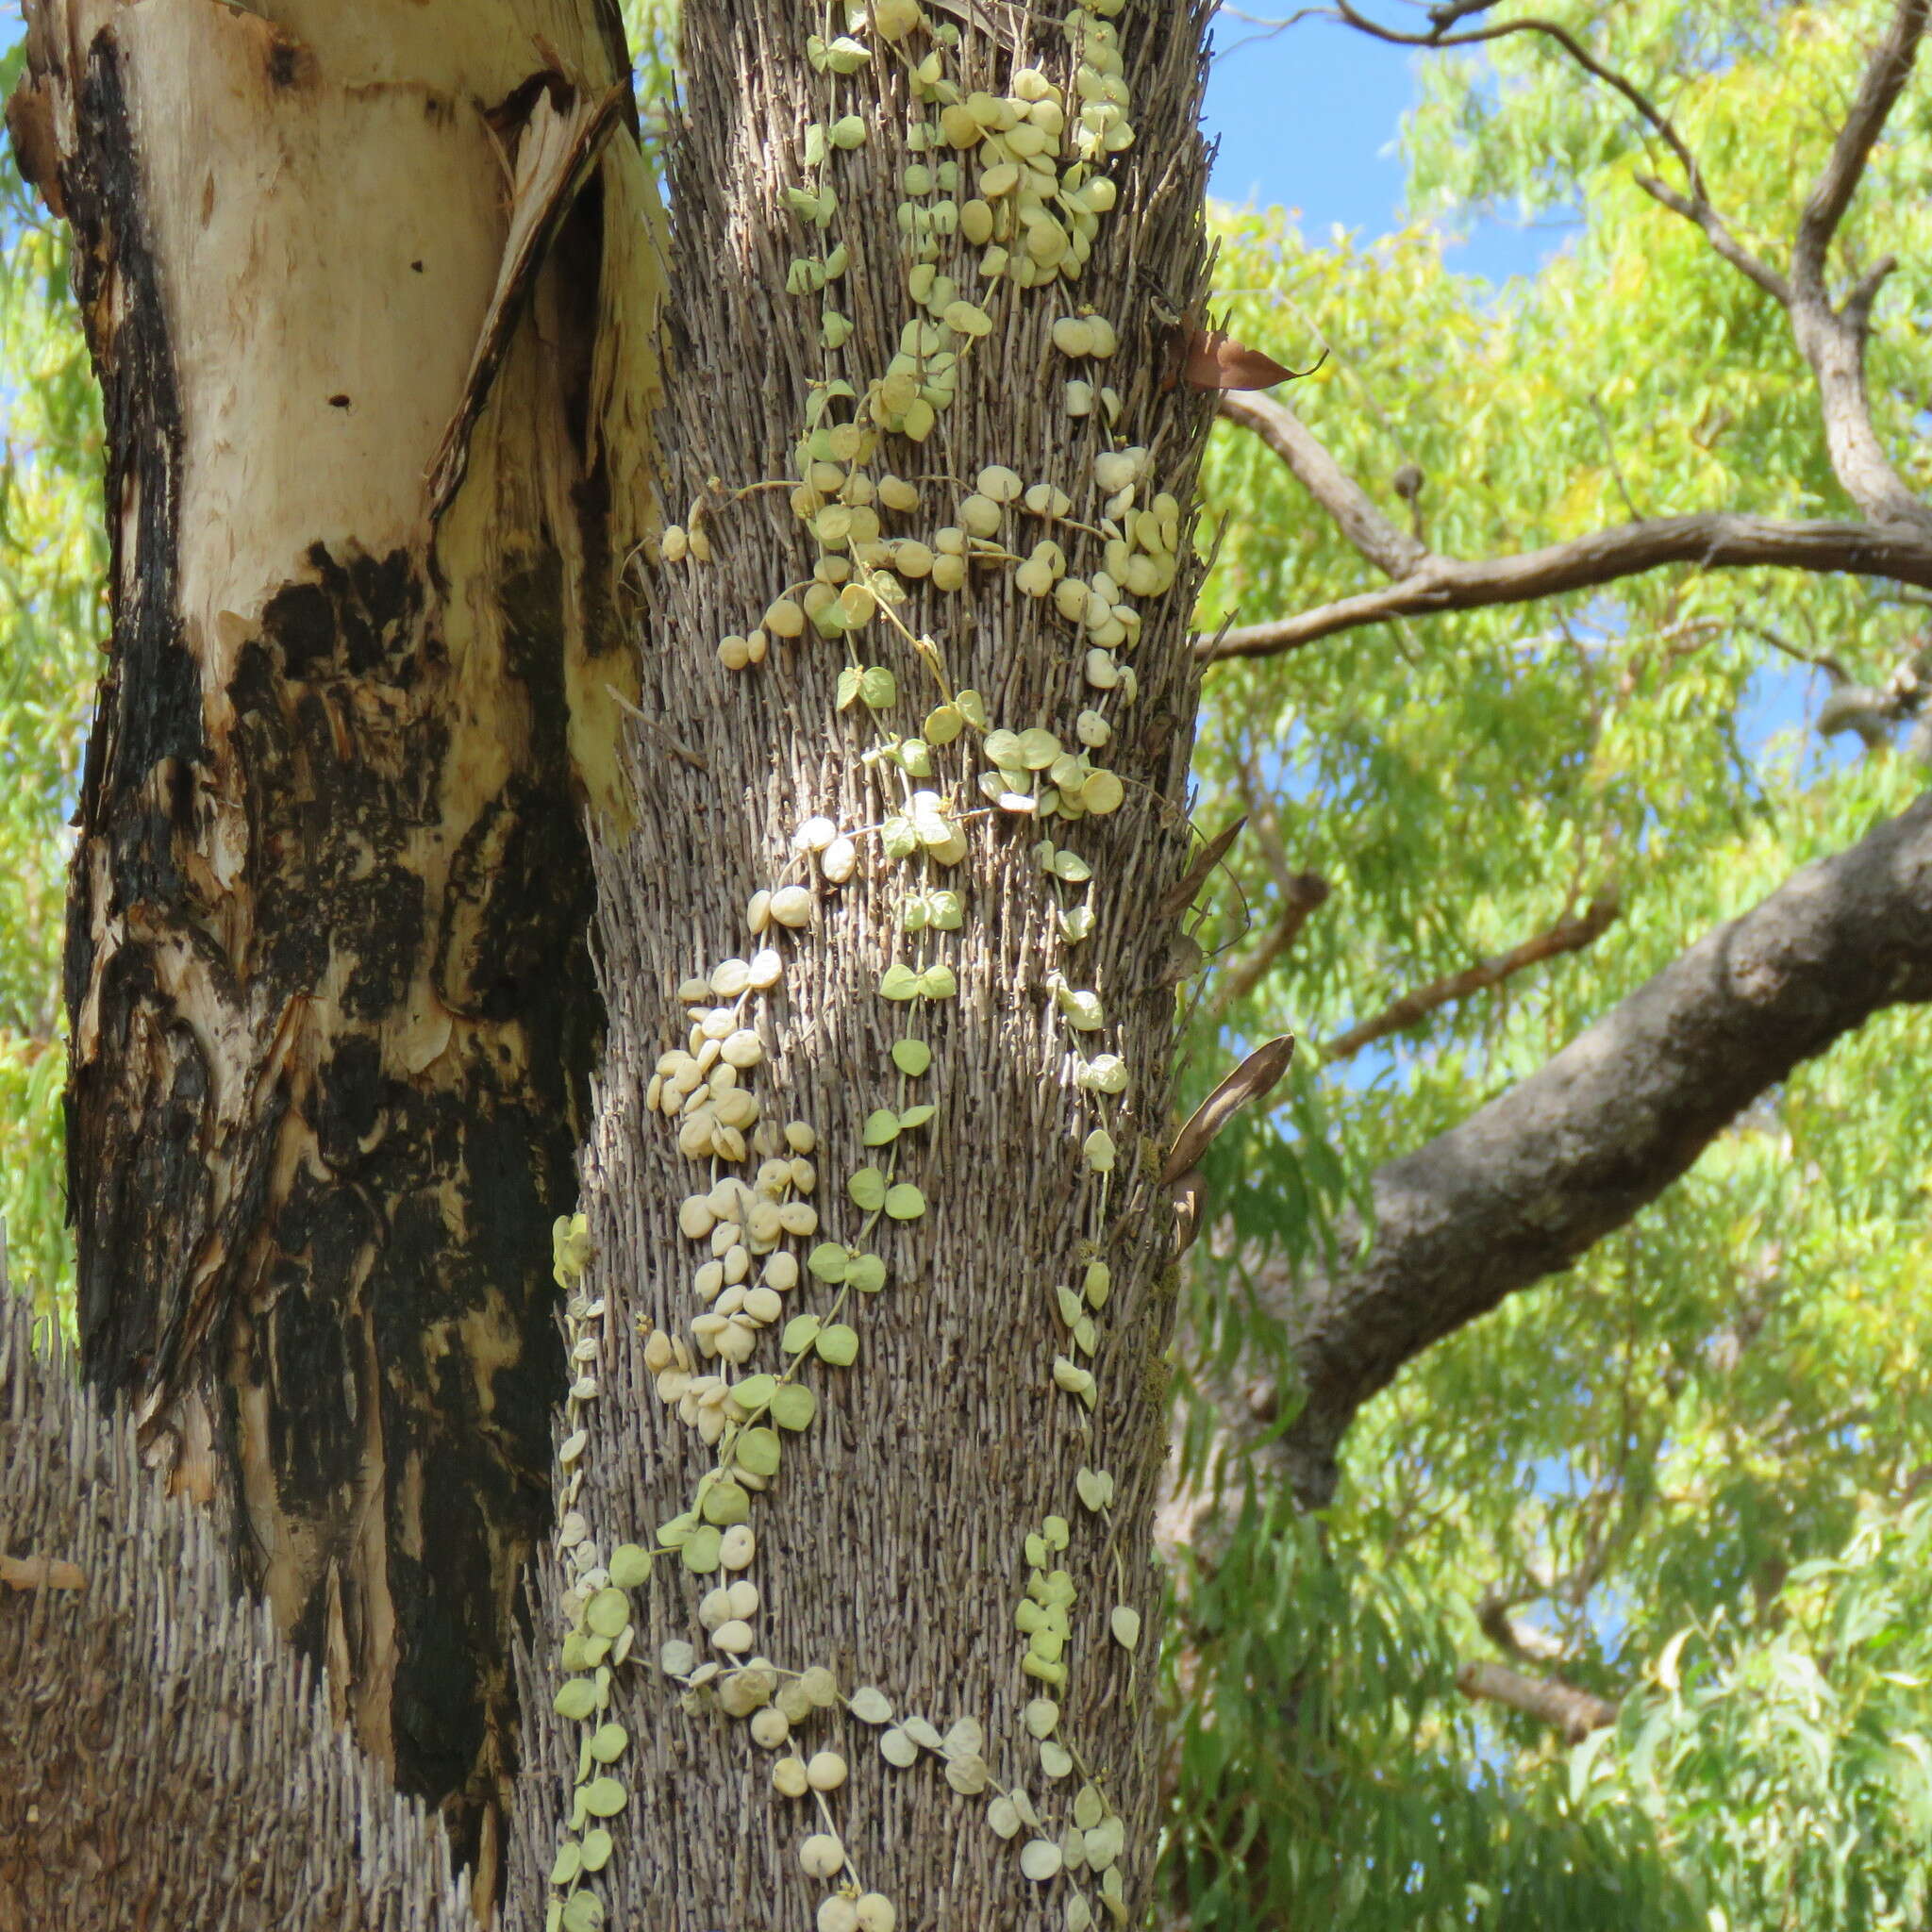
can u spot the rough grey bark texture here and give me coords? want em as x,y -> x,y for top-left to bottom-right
0,1289 -> 465,1931
1257,787 -> 1932,1506
17,0 -> 661,1890
505,1 -> 1215,1925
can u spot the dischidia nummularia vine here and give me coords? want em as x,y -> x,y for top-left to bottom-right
537,1 -> 1210,1925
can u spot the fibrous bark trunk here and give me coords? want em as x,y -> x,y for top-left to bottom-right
14,0 -> 662,1894
504,2 -> 1213,1925
0,1287 -> 464,1931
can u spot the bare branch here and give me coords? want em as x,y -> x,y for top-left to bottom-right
1217,391 -> 1425,579
1794,0 -> 1928,299
1455,1660 -> 1619,1743
1782,1 -> 1932,535
1734,618 -> 1853,688
1246,791 -> 1932,1507
1193,513 -> 1932,663
1476,1592 -> 1564,1664
1629,173 -> 1790,303
1330,3 -> 1787,298
1322,894 -> 1620,1063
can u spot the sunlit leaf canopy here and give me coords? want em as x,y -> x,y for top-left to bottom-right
0,0 -> 1925,1926
1174,1 -> 1932,1924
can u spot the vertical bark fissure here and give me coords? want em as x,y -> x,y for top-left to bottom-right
510,2 -> 1213,1924
20,0 -> 664,1897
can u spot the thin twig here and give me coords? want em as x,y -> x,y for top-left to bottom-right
1322,894 -> 1620,1063
1208,874 -> 1331,1016
1587,392 -> 1642,522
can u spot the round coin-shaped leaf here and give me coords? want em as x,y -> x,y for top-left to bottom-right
561,1890 -> 604,1932
849,1686 -> 893,1724
607,1544 -> 651,1589
772,1385 -> 818,1431
554,1678 -> 598,1722
585,1590 -> 630,1640
1020,1840 -> 1063,1882
580,1776 -> 627,1818
816,1324 -> 859,1366
808,1243 -> 851,1281
681,1525 -> 724,1574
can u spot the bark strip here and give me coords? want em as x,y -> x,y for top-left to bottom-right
19,0 -> 663,1891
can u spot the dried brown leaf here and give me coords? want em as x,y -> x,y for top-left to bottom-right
1170,1168 -> 1205,1255
1182,328 -> 1296,391
1160,1034 -> 1295,1184
1155,815 -> 1245,921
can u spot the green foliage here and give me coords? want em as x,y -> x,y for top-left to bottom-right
1172,4 -> 1932,1925
1,3 -> 1928,1925
1165,1489 -> 1694,1929
0,46 -> 101,1325
620,0 -> 681,147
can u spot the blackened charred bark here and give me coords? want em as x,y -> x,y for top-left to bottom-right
1251,790 -> 1932,1506
25,0 -> 663,1896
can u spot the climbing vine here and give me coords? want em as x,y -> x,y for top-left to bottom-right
541,2 -> 1192,1925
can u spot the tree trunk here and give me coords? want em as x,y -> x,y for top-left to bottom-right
504,4 -> 1214,1927
0,1287 -> 465,1932
14,0 -> 662,1898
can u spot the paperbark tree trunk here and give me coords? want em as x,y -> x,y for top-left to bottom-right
504,4 -> 1215,1928
13,0 -> 662,1901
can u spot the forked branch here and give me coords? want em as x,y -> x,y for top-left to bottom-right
1251,790 -> 1932,1507
1206,2 -> 1932,670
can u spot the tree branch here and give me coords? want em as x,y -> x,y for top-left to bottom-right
1455,1660 -> 1619,1743
1194,513 -> 1932,661
1784,0 -> 1932,536
1794,0 -> 1927,298
1249,790 -> 1932,1506
1321,893 -> 1619,1062
1628,173 -> 1791,304
1331,2 -> 1787,299
1216,391 -> 1425,579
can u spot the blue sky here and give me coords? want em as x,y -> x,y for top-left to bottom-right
1199,8 -> 1838,766
1203,8 -> 1562,282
